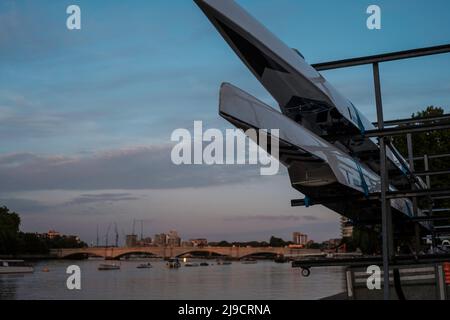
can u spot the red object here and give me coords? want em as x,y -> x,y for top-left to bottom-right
444,263 -> 450,284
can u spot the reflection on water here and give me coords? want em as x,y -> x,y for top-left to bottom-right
0,259 -> 345,300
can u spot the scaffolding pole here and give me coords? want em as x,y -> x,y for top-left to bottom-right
407,133 -> 422,253
373,62 -> 392,300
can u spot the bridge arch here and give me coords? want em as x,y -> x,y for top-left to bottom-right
113,251 -> 160,260
60,250 -> 105,259
239,251 -> 280,259
175,249 -> 229,258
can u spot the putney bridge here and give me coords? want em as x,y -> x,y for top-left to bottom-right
50,246 -> 321,260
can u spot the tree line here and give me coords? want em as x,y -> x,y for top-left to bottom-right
0,206 -> 87,256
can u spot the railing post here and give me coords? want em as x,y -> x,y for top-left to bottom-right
407,133 -> 422,253
373,62 -> 392,300
423,154 -> 437,248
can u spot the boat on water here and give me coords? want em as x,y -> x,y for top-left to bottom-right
0,260 -> 34,274
87,256 -> 104,261
98,263 -> 120,271
166,258 -> 181,269
136,263 -> 153,269
217,260 -> 232,265
274,255 -> 289,263
184,262 -> 199,267
200,262 -> 209,267
241,258 -> 258,265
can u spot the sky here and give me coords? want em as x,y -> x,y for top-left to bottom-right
0,0 -> 449,245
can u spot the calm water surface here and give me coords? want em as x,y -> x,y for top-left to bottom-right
0,259 -> 345,300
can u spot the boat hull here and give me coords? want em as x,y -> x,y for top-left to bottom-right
195,0 -> 427,190
219,83 -> 430,230
0,266 -> 34,274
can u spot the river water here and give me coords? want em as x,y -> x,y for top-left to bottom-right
0,259 -> 346,300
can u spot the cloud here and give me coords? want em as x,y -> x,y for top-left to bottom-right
0,144 -> 264,192
0,152 -> 40,166
224,214 -> 319,222
65,193 -> 141,206
0,197 -> 51,213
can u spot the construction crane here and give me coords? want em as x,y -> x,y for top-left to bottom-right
96,224 -> 99,247
105,223 -> 111,248
114,223 -> 119,247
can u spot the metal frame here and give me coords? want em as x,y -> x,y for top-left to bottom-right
292,188 -> 450,204
373,114 -> 450,127
292,253 -> 450,269
364,122 -> 450,138
295,44 -> 450,300
311,44 -> 450,71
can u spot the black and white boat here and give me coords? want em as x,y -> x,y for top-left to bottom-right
0,260 -> 34,274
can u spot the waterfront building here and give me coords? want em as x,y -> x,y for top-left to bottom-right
288,244 -> 305,249
40,230 -> 81,244
341,217 -> 354,238
136,237 -> 153,247
126,234 -> 137,247
46,230 -> 61,239
293,232 -> 308,246
181,241 -> 193,247
154,233 -> 167,247
190,238 -> 208,247
167,230 -> 181,247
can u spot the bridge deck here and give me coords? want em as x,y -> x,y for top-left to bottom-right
52,246 -> 322,260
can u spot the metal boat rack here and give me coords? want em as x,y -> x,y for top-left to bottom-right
291,44 -> 450,300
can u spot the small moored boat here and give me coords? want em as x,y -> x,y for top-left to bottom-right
98,263 -> 120,271
166,258 -> 181,269
184,262 -> 199,267
274,255 -> 289,263
136,263 -> 153,269
0,260 -> 34,274
241,258 -> 257,264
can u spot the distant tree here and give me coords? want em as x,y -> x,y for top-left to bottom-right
341,237 -> 357,252
0,206 -> 21,255
351,225 -> 381,255
17,233 -> 48,254
210,241 -> 232,247
45,235 -> 87,249
259,241 -> 270,247
392,105 -> 450,219
269,236 -> 287,247
393,106 -> 450,178
395,106 -> 449,169
0,205 -> 86,255
347,106 -> 449,254
306,242 -> 321,249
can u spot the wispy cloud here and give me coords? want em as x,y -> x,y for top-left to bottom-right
0,144 -> 262,192
224,214 -> 319,222
65,193 -> 141,206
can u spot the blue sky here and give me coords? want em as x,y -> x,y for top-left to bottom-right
0,0 -> 449,244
